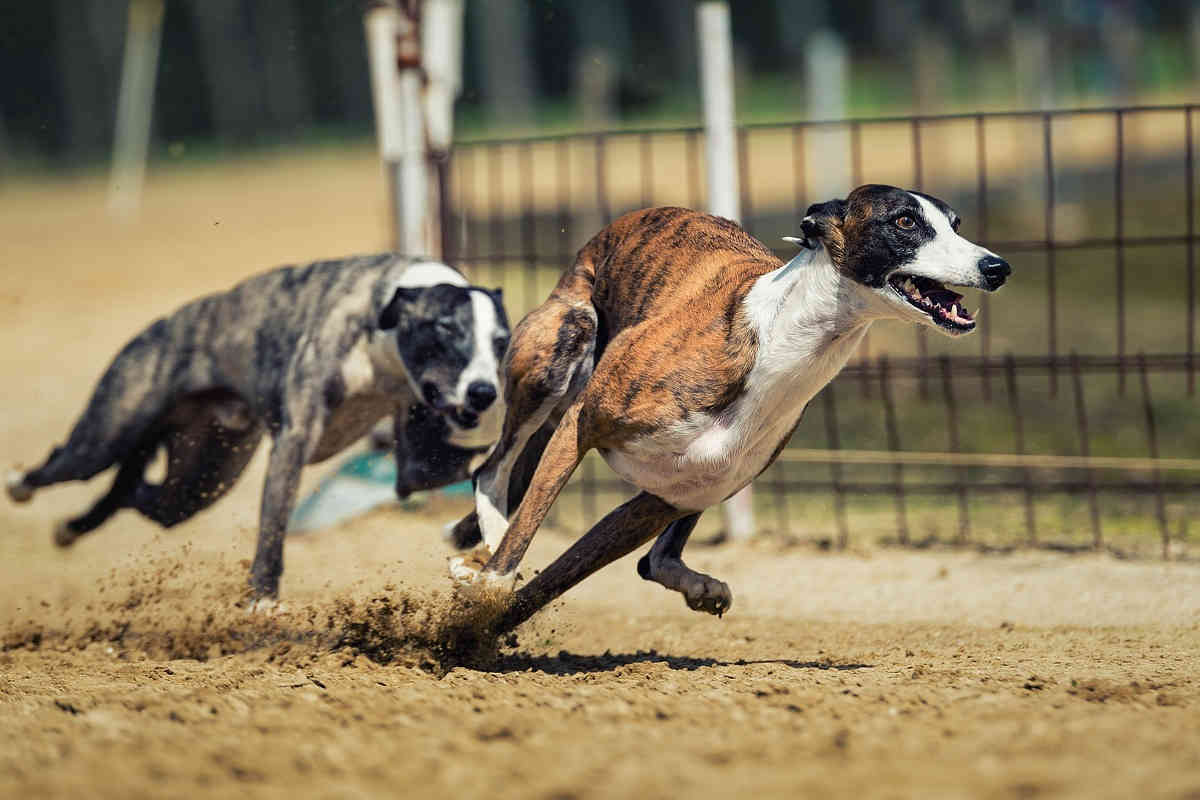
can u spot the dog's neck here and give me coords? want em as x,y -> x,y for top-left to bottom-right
742,244 -> 875,381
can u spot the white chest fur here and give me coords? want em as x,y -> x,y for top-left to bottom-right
602,247 -> 872,510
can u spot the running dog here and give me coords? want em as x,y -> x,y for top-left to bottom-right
448,184 -> 1011,632
6,256 -> 510,600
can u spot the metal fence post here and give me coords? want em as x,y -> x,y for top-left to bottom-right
1004,354 -> 1037,544
1069,353 -> 1102,548
879,356 -> 909,544
1136,353 -> 1170,558
940,355 -> 970,544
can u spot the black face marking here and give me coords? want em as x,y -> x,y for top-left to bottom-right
804,184 -> 962,289
381,283 -> 511,412
383,284 -> 476,405
909,189 -> 961,232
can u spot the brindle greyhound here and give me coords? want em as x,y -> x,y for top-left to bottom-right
449,185 -> 1010,632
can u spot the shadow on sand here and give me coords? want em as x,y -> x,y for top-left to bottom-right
491,649 -> 872,675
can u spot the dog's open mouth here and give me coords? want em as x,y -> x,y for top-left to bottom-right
888,274 -> 976,332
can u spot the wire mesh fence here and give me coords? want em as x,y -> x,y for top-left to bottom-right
445,104 -> 1199,558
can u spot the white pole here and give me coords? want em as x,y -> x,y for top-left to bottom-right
697,0 -> 755,541
365,3 -> 429,256
422,0 -> 463,153
422,0 -> 464,260
396,9 -> 428,258
697,1 -> 739,221
108,0 -> 165,220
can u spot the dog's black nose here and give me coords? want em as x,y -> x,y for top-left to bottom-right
978,255 -> 1011,290
466,381 -> 498,411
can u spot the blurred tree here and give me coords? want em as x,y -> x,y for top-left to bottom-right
572,2 -> 632,123
184,0 -> 312,144
2,0 -> 1199,163
53,0 -> 123,157
658,0 -> 697,88
467,0 -> 535,123
184,0 -> 266,143
1100,0 -> 1140,101
253,0 -> 313,132
1011,0 -> 1055,108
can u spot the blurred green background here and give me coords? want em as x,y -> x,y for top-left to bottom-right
1,0 -> 1198,170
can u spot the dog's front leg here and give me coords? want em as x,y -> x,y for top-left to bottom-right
636,513 -> 732,616
248,429 -> 312,601
495,491 -> 687,633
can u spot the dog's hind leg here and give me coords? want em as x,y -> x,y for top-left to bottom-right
8,323 -> 176,502
54,444 -> 157,547
495,491 -> 687,633
133,418 -> 263,528
635,513 -> 733,616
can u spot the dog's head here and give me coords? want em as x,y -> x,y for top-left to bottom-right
378,282 -> 510,446
799,184 -> 1011,337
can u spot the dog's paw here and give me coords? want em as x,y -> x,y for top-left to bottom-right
448,546 -> 491,582
244,596 -> 287,616
52,519 -> 79,548
448,548 -> 516,592
681,574 -> 733,618
6,470 -> 32,504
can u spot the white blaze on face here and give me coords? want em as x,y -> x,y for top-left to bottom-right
906,193 -> 995,289
446,289 -> 505,449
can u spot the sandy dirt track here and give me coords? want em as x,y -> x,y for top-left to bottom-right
2,161 -> 1199,799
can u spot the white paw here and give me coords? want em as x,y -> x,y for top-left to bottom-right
448,554 -> 485,583
6,470 -> 32,503
245,597 -> 287,616
448,553 -> 516,592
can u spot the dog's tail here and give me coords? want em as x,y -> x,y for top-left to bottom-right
14,318 -> 183,496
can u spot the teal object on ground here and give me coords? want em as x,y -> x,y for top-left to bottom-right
288,451 -> 473,533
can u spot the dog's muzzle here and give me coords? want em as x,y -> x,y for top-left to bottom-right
978,255 -> 1011,291
423,380 -> 499,430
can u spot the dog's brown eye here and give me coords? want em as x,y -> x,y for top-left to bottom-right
896,216 -> 916,230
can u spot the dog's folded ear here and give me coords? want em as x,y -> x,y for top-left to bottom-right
379,286 -> 424,330
800,198 -> 848,249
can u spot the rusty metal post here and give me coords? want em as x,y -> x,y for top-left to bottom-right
1069,352 -> 1102,548
519,140 -> 537,309
940,355 -> 970,544
911,118 -> 929,401
1187,108 -> 1196,396
821,383 -> 851,549
1004,353 -> 1037,543
1136,353 -> 1170,559
1115,110 -> 1127,394
879,356 -> 909,544
975,113 -> 992,401
640,132 -> 654,209
1044,113 -> 1058,396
